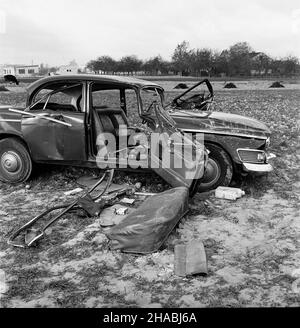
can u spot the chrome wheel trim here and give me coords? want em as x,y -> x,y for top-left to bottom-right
1,151 -> 23,175
201,158 -> 221,187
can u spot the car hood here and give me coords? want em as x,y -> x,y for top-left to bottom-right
170,110 -> 271,139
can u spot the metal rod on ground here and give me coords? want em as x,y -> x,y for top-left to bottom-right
8,169 -> 114,248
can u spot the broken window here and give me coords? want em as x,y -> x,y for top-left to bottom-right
30,83 -> 84,112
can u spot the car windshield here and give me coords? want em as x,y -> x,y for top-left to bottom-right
140,87 -> 178,132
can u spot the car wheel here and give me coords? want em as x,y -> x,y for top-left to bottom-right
0,138 -> 32,183
198,143 -> 233,192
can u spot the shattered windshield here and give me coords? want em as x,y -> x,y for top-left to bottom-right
140,87 -> 178,133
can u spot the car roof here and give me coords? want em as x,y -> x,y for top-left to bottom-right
27,74 -> 163,95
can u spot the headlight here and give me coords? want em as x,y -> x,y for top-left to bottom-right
265,137 -> 270,149
237,149 -> 266,164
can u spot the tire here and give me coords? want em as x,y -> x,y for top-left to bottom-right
198,143 -> 233,192
0,138 -> 32,183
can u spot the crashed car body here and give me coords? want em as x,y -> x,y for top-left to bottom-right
0,74 -> 207,194
167,79 -> 276,191
0,75 -> 275,192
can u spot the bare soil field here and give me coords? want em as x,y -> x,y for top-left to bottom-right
0,82 -> 299,307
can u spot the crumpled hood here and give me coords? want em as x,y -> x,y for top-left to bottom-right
170,110 -> 271,138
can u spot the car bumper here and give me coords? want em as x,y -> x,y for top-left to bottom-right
242,153 -> 276,173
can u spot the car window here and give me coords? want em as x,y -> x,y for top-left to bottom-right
124,89 -> 139,125
31,83 -> 83,112
140,87 -> 164,114
92,88 -> 120,108
91,84 -> 140,125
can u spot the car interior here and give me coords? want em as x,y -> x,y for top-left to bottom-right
91,85 -> 142,156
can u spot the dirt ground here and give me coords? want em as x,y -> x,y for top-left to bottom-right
0,81 -> 299,307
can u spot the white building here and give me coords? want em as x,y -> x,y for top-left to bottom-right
0,64 -> 39,77
58,60 -> 79,75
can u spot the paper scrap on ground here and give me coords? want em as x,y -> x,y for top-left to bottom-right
64,188 -> 83,196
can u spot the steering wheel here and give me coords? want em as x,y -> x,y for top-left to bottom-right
173,92 -> 213,110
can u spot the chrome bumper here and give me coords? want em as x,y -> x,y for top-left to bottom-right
242,153 -> 276,173
242,162 -> 273,173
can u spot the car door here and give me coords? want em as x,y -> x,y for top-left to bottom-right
21,82 -> 86,162
150,103 -> 206,192
140,87 -> 207,192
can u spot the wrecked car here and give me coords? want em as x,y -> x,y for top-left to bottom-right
0,75 -> 275,192
0,74 -> 207,194
167,79 -> 276,191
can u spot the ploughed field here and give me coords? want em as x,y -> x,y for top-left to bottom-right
0,85 -> 299,307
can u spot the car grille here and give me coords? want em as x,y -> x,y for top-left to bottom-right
237,149 -> 266,164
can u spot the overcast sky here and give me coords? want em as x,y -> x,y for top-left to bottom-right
0,0 -> 299,66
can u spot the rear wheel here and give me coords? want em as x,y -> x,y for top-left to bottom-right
0,138 -> 32,183
198,143 -> 233,192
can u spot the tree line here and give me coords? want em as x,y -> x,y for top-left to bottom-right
85,41 -> 299,77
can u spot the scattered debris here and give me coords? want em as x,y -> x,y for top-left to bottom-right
77,176 -> 129,193
174,240 -> 208,276
174,83 -> 189,89
115,207 -> 129,215
135,192 -> 157,197
8,170 -> 114,247
204,199 -> 222,209
120,197 -> 135,205
64,187 -> 83,196
224,82 -> 237,89
100,204 -> 132,227
215,186 -> 245,200
134,182 -> 142,190
0,269 -> 8,296
106,187 -> 189,254
77,194 -> 102,217
269,81 -> 285,88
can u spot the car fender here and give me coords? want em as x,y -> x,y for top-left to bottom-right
0,132 -> 31,155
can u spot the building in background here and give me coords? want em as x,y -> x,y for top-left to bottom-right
0,64 -> 39,77
57,60 -> 79,74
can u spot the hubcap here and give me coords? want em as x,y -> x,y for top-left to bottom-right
201,158 -> 221,187
1,151 -> 22,174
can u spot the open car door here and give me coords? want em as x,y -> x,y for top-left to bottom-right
170,79 -> 214,111
140,87 -> 207,195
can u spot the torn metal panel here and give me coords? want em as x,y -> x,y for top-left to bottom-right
140,95 -> 206,191
174,240 -> 208,276
8,170 -> 115,248
105,187 -> 189,254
